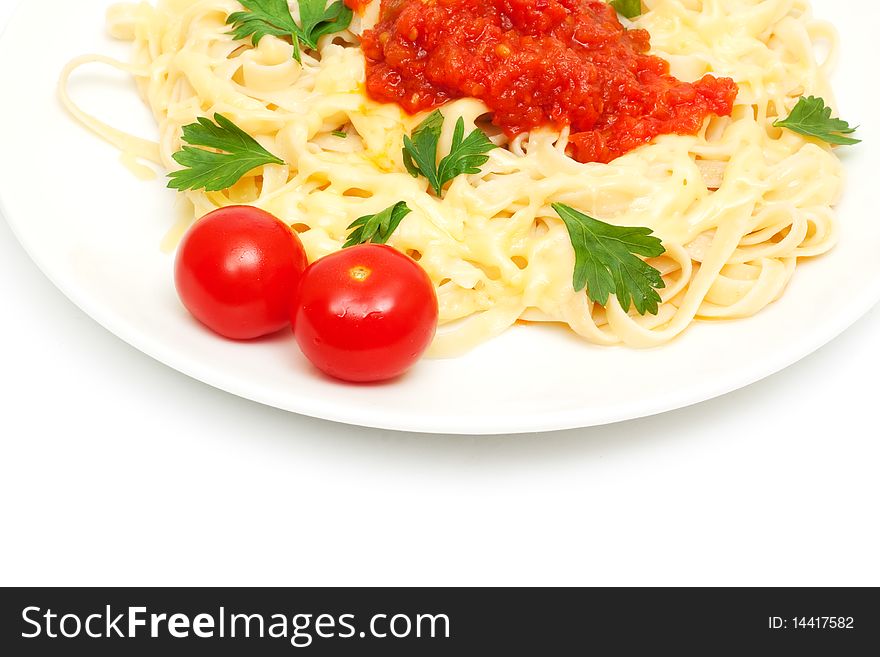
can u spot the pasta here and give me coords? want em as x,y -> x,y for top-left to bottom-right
60,0 -> 846,356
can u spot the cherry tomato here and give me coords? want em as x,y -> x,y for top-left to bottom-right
175,206 -> 308,340
293,244 -> 439,382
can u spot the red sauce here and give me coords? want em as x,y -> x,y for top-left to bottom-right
360,0 -> 738,163
344,0 -> 373,12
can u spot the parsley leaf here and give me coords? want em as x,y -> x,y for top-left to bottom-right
297,0 -> 353,48
344,202 -> 412,248
227,1 -> 299,50
168,114 -> 285,192
773,96 -> 860,146
437,117 -> 498,191
403,110 -> 497,196
227,0 -> 353,64
552,203 -> 666,315
610,0 -> 642,19
402,111 -> 444,194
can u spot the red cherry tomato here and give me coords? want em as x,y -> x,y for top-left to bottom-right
293,244 -> 439,382
175,206 -> 308,340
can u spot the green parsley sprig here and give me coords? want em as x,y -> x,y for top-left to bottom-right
227,0 -> 353,63
344,202 -> 412,249
403,111 -> 497,196
168,114 -> 285,192
773,96 -> 860,146
552,204 -> 666,315
610,0 -> 642,19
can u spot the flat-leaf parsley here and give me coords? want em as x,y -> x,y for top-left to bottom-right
610,0 -> 642,19
344,202 -> 412,248
773,96 -> 860,146
403,111 -> 497,196
552,203 -> 666,315
227,0 -> 353,63
168,114 -> 285,192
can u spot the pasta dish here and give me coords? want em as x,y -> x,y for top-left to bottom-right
60,0 -> 856,361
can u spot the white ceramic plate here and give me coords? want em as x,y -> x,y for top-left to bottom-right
1,0 -> 878,434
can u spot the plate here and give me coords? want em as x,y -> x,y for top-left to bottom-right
1,0 -> 879,434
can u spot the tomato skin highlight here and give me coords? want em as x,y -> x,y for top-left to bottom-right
293,245 -> 439,383
175,206 -> 308,340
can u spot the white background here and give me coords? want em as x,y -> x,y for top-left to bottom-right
1,0 -> 878,587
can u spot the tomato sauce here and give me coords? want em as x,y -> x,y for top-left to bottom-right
359,0 -> 738,163
344,0 -> 373,12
